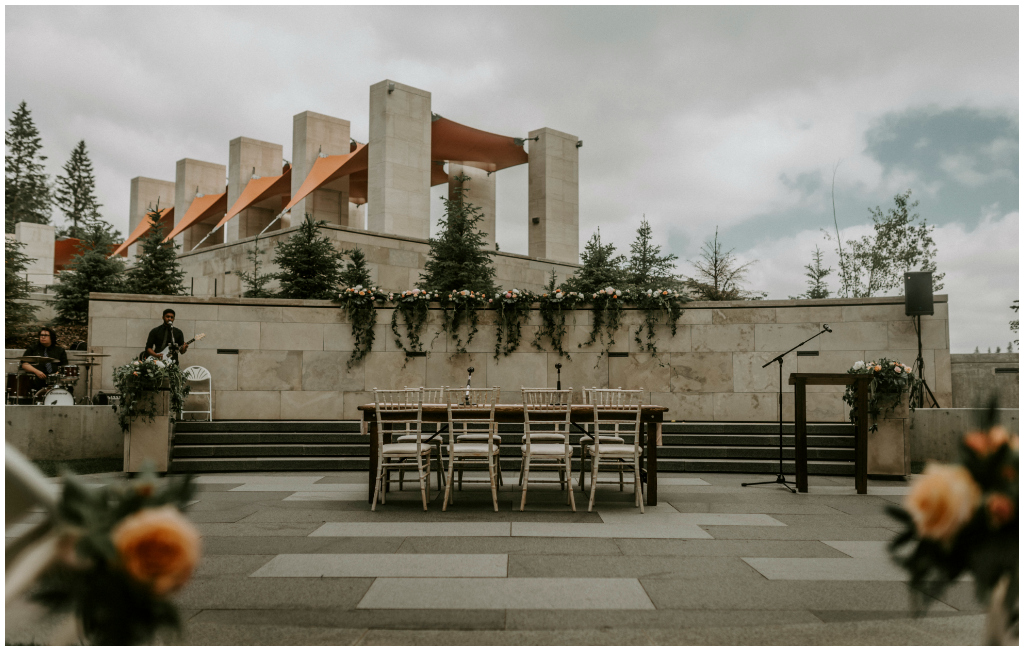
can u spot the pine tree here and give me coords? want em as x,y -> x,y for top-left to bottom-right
685,227 -> 763,301
52,221 -> 126,324
273,214 -> 345,299
5,101 -> 52,233
5,238 -> 39,341
123,212 -> 187,296
418,174 -> 497,295
55,140 -> 103,239
237,242 -> 275,298
563,227 -> 627,295
626,217 -> 683,290
339,247 -> 373,289
791,246 -> 832,299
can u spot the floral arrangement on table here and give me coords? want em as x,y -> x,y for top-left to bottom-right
438,289 -> 489,354
112,358 -> 190,433
32,468 -> 200,645
631,288 -> 688,354
389,288 -> 435,354
842,358 -> 922,431
887,409 -> 1018,642
532,288 -> 585,359
492,288 -> 535,359
335,285 -> 388,367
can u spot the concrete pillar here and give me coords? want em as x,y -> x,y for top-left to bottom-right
226,137 -> 283,241
291,111 -> 351,226
527,128 -> 580,263
449,163 -> 496,248
128,177 -> 175,259
174,159 -> 225,251
349,203 -> 366,229
14,222 -> 55,287
367,80 -> 432,239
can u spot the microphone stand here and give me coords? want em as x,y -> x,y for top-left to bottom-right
742,325 -> 832,493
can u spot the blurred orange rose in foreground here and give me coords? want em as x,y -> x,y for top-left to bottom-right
905,464 -> 981,544
964,426 -> 1012,457
112,505 -> 201,595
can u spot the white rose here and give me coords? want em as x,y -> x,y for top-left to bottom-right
615,290 -> 622,297
853,361 -> 865,370
412,288 -> 420,295
354,285 -> 363,291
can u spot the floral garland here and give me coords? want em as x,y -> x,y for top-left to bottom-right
532,289 -> 584,359
439,289 -> 488,354
842,358 -> 922,431
112,358 -> 190,433
492,288 -> 535,359
335,285 -> 387,367
631,288 -> 688,354
389,289 -> 434,354
583,286 -> 626,350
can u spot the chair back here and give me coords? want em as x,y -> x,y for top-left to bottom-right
521,388 -> 573,453
445,387 -> 499,450
589,388 -> 643,454
373,388 -> 424,451
183,365 -> 212,382
407,386 -> 446,405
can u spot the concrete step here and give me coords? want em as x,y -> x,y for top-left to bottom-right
174,432 -> 368,445
661,422 -> 854,435
172,444 -> 368,458
174,421 -> 362,433
658,459 -> 855,475
657,445 -> 853,461
660,433 -> 853,447
170,456 -> 370,473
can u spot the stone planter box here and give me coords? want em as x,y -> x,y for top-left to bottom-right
123,389 -> 172,473
868,393 -> 911,476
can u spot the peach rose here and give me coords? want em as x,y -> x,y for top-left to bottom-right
986,493 -> 1015,529
964,426 -> 1012,457
874,365 -> 882,372
894,366 -> 902,373
904,464 -> 981,544
112,505 -> 201,595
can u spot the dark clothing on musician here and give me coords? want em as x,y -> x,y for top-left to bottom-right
22,342 -> 68,392
146,324 -> 187,363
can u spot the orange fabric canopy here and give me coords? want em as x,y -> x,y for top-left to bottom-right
215,167 -> 292,230
163,192 -> 227,242
284,144 -> 368,212
110,207 -> 174,257
430,117 -> 528,173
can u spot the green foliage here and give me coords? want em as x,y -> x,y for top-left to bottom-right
389,289 -> 434,354
54,140 -> 102,239
842,358 -> 922,432
273,215 -> 345,300
439,289 -> 488,355
5,101 -> 52,233
335,286 -> 386,367
237,242 -> 275,298
339,247 -> 373,289
563,228 -> 626,295
494,289 -> 534,359
5,238 -> 39,341
626,217 -> 683,291
1011,300 -> 1018,345
631,288 -> 688,355
418,175 -> 497,296
111,358 -> 191,433
123,215 -> 187,297
837,190 -> 944,298
685,227 -> 762,301
583,287 -> 626,352
532,289 -> 584,359
791,245 -> 832,299
52,221 -> 126,324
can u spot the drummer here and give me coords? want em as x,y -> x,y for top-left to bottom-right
21,326 -> 68,392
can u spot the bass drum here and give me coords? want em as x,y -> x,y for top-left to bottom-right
40,387 -> 74,406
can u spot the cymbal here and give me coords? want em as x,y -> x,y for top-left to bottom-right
13,356 -> 59,363
73,361 -> 101,366
68,352 -> 111,357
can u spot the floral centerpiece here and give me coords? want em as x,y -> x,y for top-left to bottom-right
842,358 -> 922,431
532,288 -> 584,358
32,468 -> 200,645
492,288 -> 535,359
112,358 -> 190,433
389,288 -> 435,354
335,285 -> 388,367
439,289 -> 488,354
887,409 -> 1018,643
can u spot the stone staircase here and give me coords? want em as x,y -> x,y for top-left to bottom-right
170,420 -> 855,475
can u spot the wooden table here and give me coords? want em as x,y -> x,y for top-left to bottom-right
359,404 -> 668,505
788,373 -> 871,494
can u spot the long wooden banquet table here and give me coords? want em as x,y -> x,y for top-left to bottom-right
359,403 -> 668,506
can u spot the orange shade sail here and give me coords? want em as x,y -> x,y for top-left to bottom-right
163,192 -> 227,242
430,117 -> 528,173
284,144 -> 368,213
215,167 -> 292,231
110,207 -> 174,257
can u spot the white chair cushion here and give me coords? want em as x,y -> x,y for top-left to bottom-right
396,434 -> 438,443
521,443 -> 572,456
456,433 -> 501,443
527,433 -> 566,442
382,443 -> 433,456
580,435 -> 625,444
590,443 -> 639,456
450,443 -> 496,455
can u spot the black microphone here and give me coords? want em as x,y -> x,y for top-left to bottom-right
822,324 -> 832,333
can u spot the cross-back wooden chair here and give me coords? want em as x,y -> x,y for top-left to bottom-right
443,387 -> 501,512
371,388 -> 432,511
579,387 -> 628,490
520,388 -> 576,512
586,388 -> 645,513
395,387 -> 447,490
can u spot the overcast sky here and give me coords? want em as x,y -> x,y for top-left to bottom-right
6,6 -> 1018,352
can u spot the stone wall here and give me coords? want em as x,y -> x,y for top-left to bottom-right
950,352 -> 1018,408
5,405 -> 122,463
175,222 -> 579,298
910,408 -> 1019,466
87,293 -> 951,422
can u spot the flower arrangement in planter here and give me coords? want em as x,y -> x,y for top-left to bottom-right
492,288 -> 535,359
887,409 -> 1018,643
389,288 -> 435,354
31,468 -> 200,645
112,358 -> 190,433
631,288 -> 688,354
532,288 -> 584,358
439,289 -> 488,354
335,285 -> 388,367
842,358 -> 922,431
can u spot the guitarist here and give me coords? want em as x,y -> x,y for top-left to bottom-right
145,309 -> 190,363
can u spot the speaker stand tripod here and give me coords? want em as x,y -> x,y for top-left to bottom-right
913,315 -> 940,408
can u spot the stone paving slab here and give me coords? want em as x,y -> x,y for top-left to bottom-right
507,554 -> 762,580
358,578 -> 656,610
251,553 -> 509,578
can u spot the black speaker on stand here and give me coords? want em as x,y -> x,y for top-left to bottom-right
905,272 -> 940,408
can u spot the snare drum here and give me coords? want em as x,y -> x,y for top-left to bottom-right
60,365 -> 80,379
40,387 -> 74,406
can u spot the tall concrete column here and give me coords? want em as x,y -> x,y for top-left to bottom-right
449,163 -> 496,248
291,111 -> 351,226
14,222 -> 55,287
128,177 -> 175,259
174,159 -> 225,251
367,80 -> 431,239
226,137 -> 283,241
527,128 -> 579,263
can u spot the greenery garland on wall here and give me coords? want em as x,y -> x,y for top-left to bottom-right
583,287 -> 626,350
439,289 -> 488,354
388,289 -> 433,354
532,290 -> 584,359
493,289 -> 534,359
632,288 -> 688,354
112,359 -> 190,433
334,285 -> 387,368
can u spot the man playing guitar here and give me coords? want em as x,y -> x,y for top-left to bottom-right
145,309 -> 190,364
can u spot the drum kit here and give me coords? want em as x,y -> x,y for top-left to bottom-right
6,351 -> 110,406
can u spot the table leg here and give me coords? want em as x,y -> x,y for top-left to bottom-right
794,381 -> 808,493
367,416 -> 377,504
855,379 -> 868,495
646,419 -> 658,506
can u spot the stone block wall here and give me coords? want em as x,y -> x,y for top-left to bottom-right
950,352 -> 1019,408
87,293 -> 951,422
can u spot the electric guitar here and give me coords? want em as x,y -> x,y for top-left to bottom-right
139,333 -> 205,363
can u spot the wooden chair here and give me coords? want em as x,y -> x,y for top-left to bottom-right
371,388 -> 432,511
443,387 -> 501,512
586,388 -> 645,513
578,387 -> 627,490
396,387 -> 447,490
520,388 -> 576,512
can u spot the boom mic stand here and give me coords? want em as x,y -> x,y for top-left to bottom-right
742,324 -> 833,493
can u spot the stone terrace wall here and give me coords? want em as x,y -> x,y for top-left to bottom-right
950,352 -> 1019,408
176,222 -> 579,298
87,293 -> 951,422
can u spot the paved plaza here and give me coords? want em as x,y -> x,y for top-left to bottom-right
8,470 -> 987,645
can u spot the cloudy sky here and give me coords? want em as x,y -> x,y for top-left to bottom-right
6,6 -> 1018,352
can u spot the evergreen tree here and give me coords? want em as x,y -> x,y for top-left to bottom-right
52,221 -> 126,324
418,174 -> 497,295
273,214 -> 345,299
791,246 -> 832,299
5,238 -> 39,341
339,247 -> 373,289
626,217 -> 683,290
123,212 -> 187,296
563,227 -> 627,294
685,227 -> 763,301
237,242 -> 275,298
544,268 -> 559,293
54,140 -> 103,239
5,101 -> 52,233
